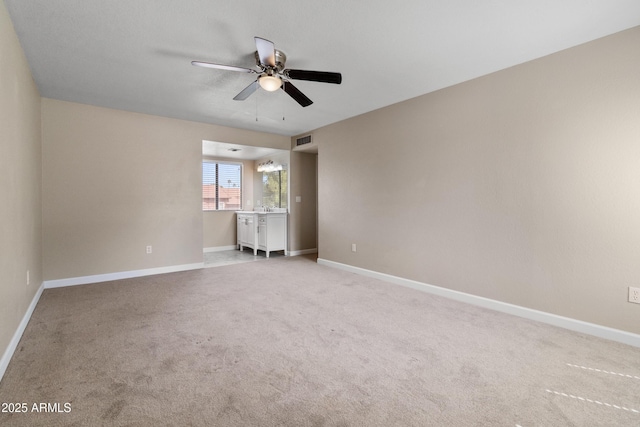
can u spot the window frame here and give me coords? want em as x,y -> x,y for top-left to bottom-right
262,168 -> 288,209
202,160 -> 243,212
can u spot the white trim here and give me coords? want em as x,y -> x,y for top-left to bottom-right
1,282 -> 44,383
317,258 -> 640,348
288,248 -> 318,256
204,245 -> 237,253
43,263 -> 204,289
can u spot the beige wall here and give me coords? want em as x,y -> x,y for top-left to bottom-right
316,26 -> 640,334
289,151 -> 318,252
203,158 -> 254,249
0,0 -> 42,363
42,99 -> 289,280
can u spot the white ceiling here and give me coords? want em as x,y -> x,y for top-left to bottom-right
5,1 -> 640,137
202,140 -> 285,160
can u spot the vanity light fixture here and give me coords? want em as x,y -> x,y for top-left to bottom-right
257,160 -> 283,172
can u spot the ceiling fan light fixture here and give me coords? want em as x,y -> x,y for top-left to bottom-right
258,74 -> 282,92
193,37 -> 341,107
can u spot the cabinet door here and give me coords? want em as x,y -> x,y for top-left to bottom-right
258,223 -> 267,248
238,216 -> 250,246
238,217 -> 245,244
245,217 -> 255,245
267,216 -> 286,250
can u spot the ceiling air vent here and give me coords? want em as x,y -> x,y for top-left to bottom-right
296,134 -> 313,147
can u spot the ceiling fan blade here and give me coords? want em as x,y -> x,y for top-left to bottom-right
254,37 -> 276,67
233,80 -> 259,101
191,61 -> 256,74
282,81 -> 313,107
285,69 -> 342,84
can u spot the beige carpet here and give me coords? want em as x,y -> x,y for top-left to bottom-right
1,255 -> 639,426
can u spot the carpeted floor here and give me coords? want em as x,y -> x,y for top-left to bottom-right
0,255 -> 639,426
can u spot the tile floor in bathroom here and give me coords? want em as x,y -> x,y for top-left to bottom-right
203,248 -> 285,268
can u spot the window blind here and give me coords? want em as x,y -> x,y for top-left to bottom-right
203,161 -> 242,211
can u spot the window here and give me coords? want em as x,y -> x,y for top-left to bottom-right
262,169 -> 288,209
203,161 -> 242,211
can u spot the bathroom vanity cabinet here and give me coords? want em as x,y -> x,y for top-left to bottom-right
236,211 -> 287,257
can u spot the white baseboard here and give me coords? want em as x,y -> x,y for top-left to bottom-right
1,282 -> 44,383
288,248 -> 318,256
204,245 -> 237,253
43,262 -> 204,289
317,258 -> 640,348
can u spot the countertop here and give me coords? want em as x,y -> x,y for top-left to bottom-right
236,210 -> 287,214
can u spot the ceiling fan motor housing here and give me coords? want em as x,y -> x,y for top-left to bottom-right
255,49 -> 287,72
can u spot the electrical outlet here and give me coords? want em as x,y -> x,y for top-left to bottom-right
351,243 -> 357,252
629,287 -> 640,304
146,245 -> 152,254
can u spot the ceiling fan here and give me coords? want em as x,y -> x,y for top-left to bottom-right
192,37 -> 342,107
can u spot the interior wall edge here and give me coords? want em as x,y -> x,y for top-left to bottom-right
0,282 -> 44,385
317,258 -> 640,349
288,249 -> 318,256
204,246 -> 238,253
43,263 -> 204,290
